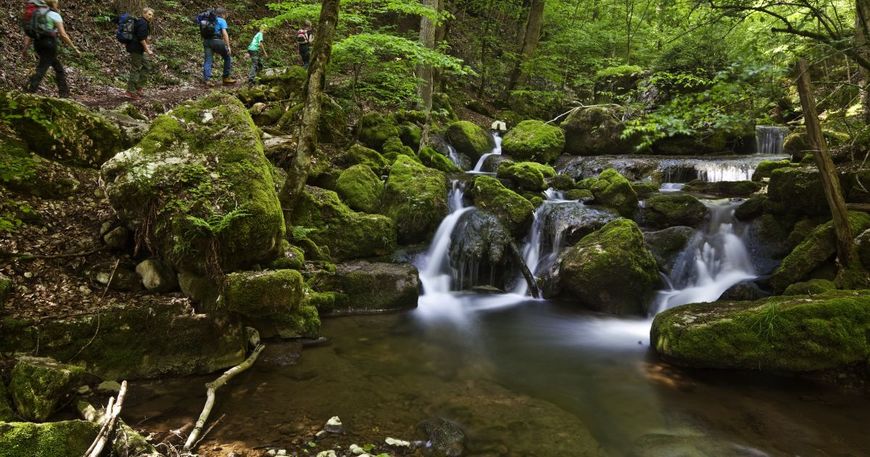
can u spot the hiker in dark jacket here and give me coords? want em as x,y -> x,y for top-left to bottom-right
22,0 -> 81,97
125,7 -> 155,99
296,20 -> 313,68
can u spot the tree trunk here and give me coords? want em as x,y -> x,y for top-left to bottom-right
417,0 -> 440,150
856,0 -> 870,123
507,0 -> 545,92
283,0 -> 341,211
114,0 -> 146,14
796,59 -> 854,268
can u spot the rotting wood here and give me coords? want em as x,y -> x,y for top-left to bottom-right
84,380 -> 128,457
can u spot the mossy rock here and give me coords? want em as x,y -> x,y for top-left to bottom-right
291,185 -> 397,261
496,161 -> 556,192
734,196 -> 765,221
858,229 -> 870,270
0,381 -> 14,421
651,290 -> 870,372
0,420 -> 100,457
382,136 -> 419,163
501,120 -> 565,164
270,240 -> 306,270
638,194 -> 707,229
398,122 -> 422,149
783,279 -> 837,296
565,188 -> 594,201
310,261 -> 419,313
10,357 -> 86,422
336,164 -> 383,213
381,155 -> 448,244
0,130 -> 80,199
445,121 -> 493,160
783,129 -> 850,162
561,106 -> 640,155
253,66 -> 307,102
578,168 -> 638,217
643,226 -> 696,272
357,112 -> 399,151
767,167 -> 829,217
471,176 -> 534,236
0,91 -> 124,168
683,180 -> 762,198
769,212 -> 870,293
345,143 -> 390,175
559,219 -> 659,315
101,93 -> 285,277
632,181 -> 659,199
552,173 -> 575,191
752,159 -> 794,181
419,146 -> 461,173
221,269 -> 305,318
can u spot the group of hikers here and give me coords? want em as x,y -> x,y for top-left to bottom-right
20,1 -> 315,100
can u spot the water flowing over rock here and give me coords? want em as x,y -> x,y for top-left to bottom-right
755,125 -> 789,155
445,121 -> 494,161
557,154 -> 789,183
448,210 -> 519,291
643,226 -> 696,272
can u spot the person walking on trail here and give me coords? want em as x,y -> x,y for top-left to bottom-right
202,7 -> 236,86
22,0 -> 81,98
296,20 -> 313,69
123,7 -> 156,100
246,25 -> 267,85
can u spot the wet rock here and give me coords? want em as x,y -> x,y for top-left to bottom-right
419,417 -> 466,457
135,258 -> 178,293
445,121 -> 494,160
501,120 -> 565,164
751,159 -> 793,181
448,211 -> 518,291
496,161 -> 556,192
0,420 -> 100,457
0,380 -> 13,421
221,270 -> 319,339
643,226 -> 695,272
577,168 -> 638,217
10,356 -> 87,421
734,196 -> 765,221
683,180 -> 762,197
324,416 -> 343,434
719,280 -> 771,301
559,219 -> 660,315
564,188 -> 594,202
102,226 -> 130,250
561,106 -> 640,155
637,194 -> 707,229
380,156 -> 449,244
310,261 -> 419,313
419,146 -> 461,173
540,203 -> 619,250
471,176 -> 534,236
556,155 -> 659,181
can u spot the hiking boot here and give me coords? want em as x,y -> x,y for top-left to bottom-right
125,91 -> 141,101
222,77 -> 238,85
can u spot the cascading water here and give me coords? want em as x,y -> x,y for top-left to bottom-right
651,199 -> 756,314
471,133 -> 502,173
447,144 -> 463,169
417,180 -> 471,297
755,125 -> 789,155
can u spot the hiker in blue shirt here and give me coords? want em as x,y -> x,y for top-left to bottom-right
203,7 -> 236,85
246,26 -> 267,85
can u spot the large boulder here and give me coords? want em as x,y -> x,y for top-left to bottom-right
445,121 -> 494,160
501,120 -> 565,164
751,159 -> 794,181
643,226 -> 695,272
221,269 -> 319,339
310,261 -> 419,313
561,106 -> 639,155
0,91 -> 125,167
9,357 -> 86,422
637,194 -> 707,229
577,168 -> 638,217
471,176 -> 535,237
381,156 -> 448,244
291,185 -> 396,260
0,302 -> 246,380
651,290 -> 870,372
335,164 -> 383,213
0,129 -> 81,199
357,112 -> 400,151
767,167 -> 829,217
769,212 -> 870,293
101,93 -> 284,277
682,180 -> 762,198
782,129 -> 849,162
344,143 -> 391,175
0,420 -> 100,457
496,161 -> 556,192
558,219 -> 660,315
419,146 -> 461,173
449,210 -> 518,291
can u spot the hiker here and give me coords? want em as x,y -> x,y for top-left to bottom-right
21,0 -> 81,97
296,20 -> 313,68
119,7 -> 156,100
246,25 -> 267,85
200,7 -> 236,85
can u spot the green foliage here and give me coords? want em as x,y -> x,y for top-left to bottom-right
595,65 -> 643,80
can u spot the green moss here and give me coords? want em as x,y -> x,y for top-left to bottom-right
471,176 -> 534,236
381,155 -> 448,244
561,106 -> 640,155
581,168 -> 638,217
0,420 -> 100,457
445,121 -> 493,160
640,194 -> 707,229
632,181 -> 659,199
336,164 -> 383,213
419,146 -> 461,173
496,161 -> 556,192
221,269 -> 304,318
683,180 -> 762,197
501,120 -> 565,164
357,113 -> 399,150
559,219 -> 659,314
382,136 -> 420,163
398,122 -> 422,148
0,381 -> 13,421
770,212 -> 870,293
752,159 -> 794,181
270,242 -> 305,270
309,261 -> 419,313
9,357 -> 86,422
734,196 -> 765,221
565,188 -> 594,201
306,291 -> 339,313
767,167 -> 829,217
346,143 -> 390,175
552,174 -> 575,191
784,279 -> 837,296
651,290 -> 870,372
782,130 -> 850,161
0,130 -> 80,199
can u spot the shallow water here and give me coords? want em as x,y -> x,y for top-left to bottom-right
127,299 -> 870,456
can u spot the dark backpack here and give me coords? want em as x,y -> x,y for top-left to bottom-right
22,0 -> 53,39
195,10 -> 218,39
116,13 -> 136,44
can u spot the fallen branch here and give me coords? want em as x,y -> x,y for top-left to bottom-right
183,342 -> 266,452
84,380 -> 128,457
1,246 -> 106,261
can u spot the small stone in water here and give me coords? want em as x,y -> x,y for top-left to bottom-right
385,437 -> 411,448
324,416 -> 343,434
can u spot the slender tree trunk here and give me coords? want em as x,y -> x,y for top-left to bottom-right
115,0 -> 145,14
283,0 -> 341,211
796,59 -> 854,267
856,0 -> 870,123
507,0 -> 545,92
418,0 -> 440,150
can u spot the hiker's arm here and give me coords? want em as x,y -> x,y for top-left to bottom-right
22,36 -> 31,57
141,39 -> 153,55
56,22 -> 81,56
222,29 -> 231,52
260,42 -> 267,58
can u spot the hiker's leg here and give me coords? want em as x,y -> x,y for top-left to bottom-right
247,51 -> 258,83
221,47 -> 232,79
203,41 -> 214,81
128,53 -> 143,92
52,52 -> 69,97
142,55 -> 154,90
27,42 -> 53,93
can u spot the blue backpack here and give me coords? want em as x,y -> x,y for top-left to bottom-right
195,10 -> 218,39
116,13 -> 136,44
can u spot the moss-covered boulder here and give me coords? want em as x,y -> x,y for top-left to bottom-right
734,196 -> 765,221
682,180 -> 762,198
561,106 -> 639,155
345,143 -> 390,175
651,290 -> 870,372
445,121 -> 494,160
783,279 -> 836,296
448,210 -> 519,291
782,129 -> 850,162
248,66 -> 307,102
577,168 -> 638,217
767,167 -> 829,217
0,129 -> 81,199
291,185 -> 397,260
471,176 -> 535,236
769,212 -> 870,293
381,156 -> 448,244
501,120 -> 565,164
559,219 -> 660,315
0,91 -> 125,167
638,194 -> 707,229
335,164 -> 383,213
9,357 -> 86,422
496,161 -> 556,192
752,159 -> 794,181
382,136 -> 419,163
101,93 -> 284,277
0,382 -> 14,421
220,269 -> 319,339
0,420 -> 100,457
357,112 -> 400,151
643,226 -> 695,272
419,146 -> 461,173
310,261 -> 419,313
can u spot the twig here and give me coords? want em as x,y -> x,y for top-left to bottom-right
2,246 -> 106,261
67,259 -> 119,363
83,380 -> 128,457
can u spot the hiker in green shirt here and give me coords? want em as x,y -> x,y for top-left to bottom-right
247,26 -> 267,85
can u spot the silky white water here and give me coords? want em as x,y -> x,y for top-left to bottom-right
470,132 -> 502,173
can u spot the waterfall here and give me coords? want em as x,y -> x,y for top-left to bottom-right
651,200 -> 756,314
471,132 -> 503,173
417,181 -> 471,295
447,144 -> 463,169
756,126 -> 789,155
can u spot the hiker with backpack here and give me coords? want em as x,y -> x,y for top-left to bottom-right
246,25 -> 268,85
21,0 -> 81,97
296,20 -> 313,69
118,7 -> 156,100
198,7 -> 236,86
